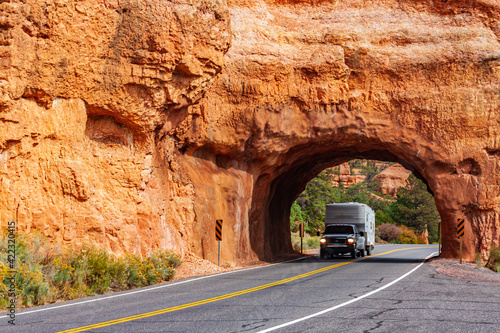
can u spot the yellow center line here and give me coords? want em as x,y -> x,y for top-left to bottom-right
57,246 -> 430,333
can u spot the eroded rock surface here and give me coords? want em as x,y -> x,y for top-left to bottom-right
0,0 -> 230,256
1,0 -> 499,263
374,164 -> 412,197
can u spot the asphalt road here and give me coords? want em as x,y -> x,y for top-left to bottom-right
2,244 -> 499,332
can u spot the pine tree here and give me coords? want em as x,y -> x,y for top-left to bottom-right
295,169 -> 347,234
390,174 -> 440,242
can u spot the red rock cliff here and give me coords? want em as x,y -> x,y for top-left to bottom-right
1,0 -> 499,263
0,0 -> 231,256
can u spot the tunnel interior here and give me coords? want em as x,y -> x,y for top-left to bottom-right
254,145 -> 439,259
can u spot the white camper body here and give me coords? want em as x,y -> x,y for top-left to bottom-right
325,202 -> 375,254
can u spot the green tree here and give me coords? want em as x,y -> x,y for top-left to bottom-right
345,182 -> 370,204
290,202 -> 305,232
390,174 -> 440,242
295,170 -> 347,233
375,209 -> 395,226
360,161 -> 380,183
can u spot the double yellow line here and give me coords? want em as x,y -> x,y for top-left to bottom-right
58,247 -> 425,332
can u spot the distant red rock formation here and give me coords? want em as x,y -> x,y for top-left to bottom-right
373,164 -> 412,197
330,163 -> 365,188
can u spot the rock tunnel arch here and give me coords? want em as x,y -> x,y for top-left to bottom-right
248,143 -> 447,260
183,50 -> 499,266
181,0 -> 500,265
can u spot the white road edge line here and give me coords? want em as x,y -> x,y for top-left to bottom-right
256,251 -> 439,333
7,255 -> 307,317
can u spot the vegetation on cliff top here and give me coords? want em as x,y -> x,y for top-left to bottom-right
0,231 -> 181,309
290,160 -> 441,244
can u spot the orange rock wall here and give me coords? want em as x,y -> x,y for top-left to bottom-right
1,0 -> 499,263
0,0 -> 231,257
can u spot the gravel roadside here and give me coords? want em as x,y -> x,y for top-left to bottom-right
428,257 -> 500,283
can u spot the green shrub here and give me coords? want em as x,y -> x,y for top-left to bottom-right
15,262 -> 50,307
306,237 -> 320,249
0,230 -> 181,309
397,225 -> 419,244
0,261 -> 11,308
487,245 -> 500,273
475,252 -> 483,268
147,249 -> 180,282
120,250 -> 180,288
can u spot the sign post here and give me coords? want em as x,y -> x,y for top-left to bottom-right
299,222 -> 305,254
457,218 -> 465,264
216,219 -> 223,266
438,222 -> 442,255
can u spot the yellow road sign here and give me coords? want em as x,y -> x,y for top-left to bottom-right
216,219 -> 223,241
457,218 -> 464,238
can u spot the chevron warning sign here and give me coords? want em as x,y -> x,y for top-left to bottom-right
457,218 -> 465,238
215,219 -> 223,241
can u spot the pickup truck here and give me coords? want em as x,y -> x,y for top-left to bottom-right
319,224 -> 366,259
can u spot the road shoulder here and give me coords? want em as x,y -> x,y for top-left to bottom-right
428,257 -> 500,283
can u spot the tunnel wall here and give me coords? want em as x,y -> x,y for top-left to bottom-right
172,0 -> 500,262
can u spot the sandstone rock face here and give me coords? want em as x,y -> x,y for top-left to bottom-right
374,164 -> 412,197
1,0 -> 499,264
0,0 -> 230,256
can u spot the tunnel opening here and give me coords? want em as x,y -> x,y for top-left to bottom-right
251,147 -> 443,261
289,159 -> 441,255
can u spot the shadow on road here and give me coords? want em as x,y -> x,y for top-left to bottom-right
286,254 -> 429,265
355,257 -> 428,264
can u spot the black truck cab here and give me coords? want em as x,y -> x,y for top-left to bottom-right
320,224 -> 364,259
